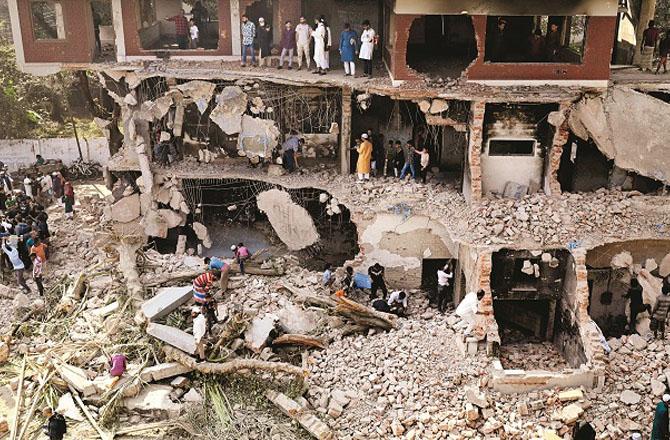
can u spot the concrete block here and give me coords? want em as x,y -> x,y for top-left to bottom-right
147,323 -> 197,355
141,286 -> 193,321
558,388 -> 584,402
110,194 -> 141,223
245,313 -> 279,353
56,364 -> 97,397
140,362 -> 193,382
90,301 -> 119,318
124,384 -> 181,417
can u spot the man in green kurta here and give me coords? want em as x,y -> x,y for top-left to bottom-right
652,394 -> 670,440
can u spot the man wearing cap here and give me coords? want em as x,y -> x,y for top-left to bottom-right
355,133 -> 372,182
652,394 -> 670,440
256,17 -> 272,67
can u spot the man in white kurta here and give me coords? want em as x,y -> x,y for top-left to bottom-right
455,290 -> 485,336
359,20 -> 376,77
313,21 -> 327,74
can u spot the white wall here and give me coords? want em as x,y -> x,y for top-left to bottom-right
0,138 -> 110,171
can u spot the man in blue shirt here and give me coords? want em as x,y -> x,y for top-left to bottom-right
204,256 -> 231,293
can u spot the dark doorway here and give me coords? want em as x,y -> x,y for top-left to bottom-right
406,15 -> 477,79
558,136 -> 612,192
421,258 -> 453,293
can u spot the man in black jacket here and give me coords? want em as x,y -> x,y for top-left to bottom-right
368,262 -> 388,300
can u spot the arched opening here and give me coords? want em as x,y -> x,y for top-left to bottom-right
406,15 -> 478,79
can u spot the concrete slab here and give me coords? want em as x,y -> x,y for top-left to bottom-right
56,363 -> 97,397
110,193 -> 141,223
124,384 -> 181,417
147,323 -> 197,355
141,286 -> 193,321
245,313 -> 279,353
140,362 -> 193,382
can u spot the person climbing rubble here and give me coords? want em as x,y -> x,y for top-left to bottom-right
322,263 -> 334,287
455,289 -> 485,336
233,242 -> 250,275
192,269 -> 220,330
651,285 -> 670,340
204,255 -> 231,293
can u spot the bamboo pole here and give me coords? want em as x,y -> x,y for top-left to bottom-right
16,370 -> 56,440
9,357 -> 27,440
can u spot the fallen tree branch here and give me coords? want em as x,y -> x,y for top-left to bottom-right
272,334 -> 326,350
163,346 -> 304,376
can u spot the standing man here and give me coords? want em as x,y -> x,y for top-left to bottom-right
392,141 -> 404,177
278,21 -> 296,69
233,242 -> 250,274
545,23 -> 561,61
415,146 -> 430,183
652,394 -> 670,440
368,262 -> 388,300
63,181 -> 75,219
323,263 -> 334,287
624,278 -> 649,334
436,263 -> 454,313
359,20 -> 376,77
256,18 -> 272,67
641,20 -> 660,72
399,140 -> 417,180
652,285 -> 670,339
166,9 -> 189,50
356,133 -> 373,182
339,23 -> 358,77
313,18 -> 328,75
281,136 -> 303,173
42,407 -> 67,440
657,30 -> 670,74
240,14 -> 256,67
189,19 -> 199,48
295,16 -> 312,70
489,18 -> 508,62
3,238 -> 30,293
30,252 -> 45,296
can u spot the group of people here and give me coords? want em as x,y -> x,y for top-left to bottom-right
639,20 -> 670,74
354,132 -> 431,183
240,14 -> 377,77
488,18 -> 565,63
165,2 -> 210,50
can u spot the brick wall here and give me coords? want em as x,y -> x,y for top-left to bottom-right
385,13 -> 420,81
466,101 -> 485,203
17,0 -> 95,63
544,103 -> 571,196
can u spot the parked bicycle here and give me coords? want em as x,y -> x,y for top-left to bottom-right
65,160 -> 102,180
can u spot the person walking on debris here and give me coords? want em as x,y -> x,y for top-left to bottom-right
30,252 -> 45,296
233,242 -> 250,274
63,181 -> 75,219
652,283 -> 670,339
652,394 -> 670,440
342,266 -> 355,294
368,262 -> 388,300
436,263 -> 454,313
355,133 -> 373,182
359,20 -> 376,78
42,407 -> 67,440
295,16 -> 312,70
3,238 -> 30,293
281,135 -> 303,173
323,263 -> 335,287
392,141 -> 404,177
456,290 -> 485,336
240,14 -> 256,67
339,23 -> 358,77
278,21 -> 296,69
387,290 -> 408,317
641,20 -> 660,72
204,256 -> 231,293
166,9 -> 190,50
624,278 -> 650,334
657,31 -> 670,74
256,18 -> 272,67
193,270 -> 220,330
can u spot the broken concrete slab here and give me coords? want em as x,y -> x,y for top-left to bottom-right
620,390 -> 642,405
157,209 -> 186,229
140,362 -> 193,382
56,392 -> 85,421
124,384 -> 181,417
56,363 -> 97,397
176,80 -> 216,114
210,86 -> 248,135
553,403 -> 584,424
429,99 -> 448,114
141,286 -> 193,321
238,115 -> 280,158
147,323 -> 197,355
266,389 -> 334,440
276,300 -> 319,334
109,194 -> 141,223
245,313 -> 279,353
183,388 -> 203,403
192,222 -> 212,248
558,388 -> 584,402
465,387 -> 489,408
256,189 -> 319,251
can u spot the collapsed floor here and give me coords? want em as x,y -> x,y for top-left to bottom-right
0,180 -> 668,440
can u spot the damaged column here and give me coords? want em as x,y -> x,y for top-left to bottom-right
544,103 -> 571,196
465,101 -> 486,203
340,86 -> 352,175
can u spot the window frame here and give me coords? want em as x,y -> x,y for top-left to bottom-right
486,138 -> 538,157
30,0 -> 66,41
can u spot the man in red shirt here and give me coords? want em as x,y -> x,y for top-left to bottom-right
166,9 -> 189,49
192,270 -> 220,330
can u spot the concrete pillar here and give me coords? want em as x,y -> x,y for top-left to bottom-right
633,0 -> 656,65
465,101 -> 486,203
230,0 -> 241,56
111,0 -> 126,61
544,103 -> 571,196
7,0 -> 25,68
340,86 -> 352,175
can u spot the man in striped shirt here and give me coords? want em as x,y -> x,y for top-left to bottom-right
192,270 -> 220,330
652,286 -> 670,340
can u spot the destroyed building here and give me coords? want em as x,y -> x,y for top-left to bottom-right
5,0 -> 670,437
